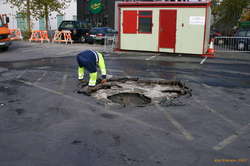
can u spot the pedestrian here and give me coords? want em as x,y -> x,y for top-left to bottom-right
76,50 -> 107,88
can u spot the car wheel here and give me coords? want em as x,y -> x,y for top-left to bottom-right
80,36 -> 86,43
88,40 -> 94,44
237,42 -> 246,50
0,46 -> 9,51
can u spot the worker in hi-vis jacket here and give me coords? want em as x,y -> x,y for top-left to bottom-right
76,50 -> 107,87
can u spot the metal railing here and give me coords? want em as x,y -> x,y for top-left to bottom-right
214,36 -> 250,52
103,35 -> 118,53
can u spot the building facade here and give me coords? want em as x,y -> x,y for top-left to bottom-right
0,0 -> 77,31
77,0 -> 208,29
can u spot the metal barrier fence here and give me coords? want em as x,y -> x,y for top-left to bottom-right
214,37 -> 250,52
103,35 -> 118,53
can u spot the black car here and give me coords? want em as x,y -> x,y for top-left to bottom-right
233,28 -> 250,50
86,27 -> 117,44
58,20 -> 91,43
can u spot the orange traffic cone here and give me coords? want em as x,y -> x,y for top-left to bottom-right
207,38 -> 215,54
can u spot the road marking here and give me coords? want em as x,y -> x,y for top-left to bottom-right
16,79 -> 181,137
202,83 -> 250,107
155,104 -> 194,141
193,97 -> 241,129
146,55 -> 157,61
60,74 -> 68,92
200,56 -> 207,64
35,71 -> 47,83
16,70 -> 26,79
213,123 -> 250,151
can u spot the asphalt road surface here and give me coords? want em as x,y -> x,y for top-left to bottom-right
0,41 -> 249,166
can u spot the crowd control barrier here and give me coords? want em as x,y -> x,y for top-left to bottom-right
29,30 -> 50,43
9,29 -> 23,40
214,36 -> 250,53
52,30 -> 73,44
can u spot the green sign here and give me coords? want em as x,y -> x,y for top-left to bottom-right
89,0 -> 103,14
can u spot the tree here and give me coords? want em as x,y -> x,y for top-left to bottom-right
8,0 -> 32,32
240,10 -> 250,21
214,0 -> 249,34
32,0 -> 70,31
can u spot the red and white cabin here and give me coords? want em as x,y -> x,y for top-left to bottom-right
118,1 -> 212,56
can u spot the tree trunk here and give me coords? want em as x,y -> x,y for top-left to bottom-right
26,0 -> 31,32
45,5 -> 49,31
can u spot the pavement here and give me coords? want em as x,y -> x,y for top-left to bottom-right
0,41 -> 249,166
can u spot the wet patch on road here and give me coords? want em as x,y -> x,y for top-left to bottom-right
14,108 -> 25,115
100,113 -> 119,119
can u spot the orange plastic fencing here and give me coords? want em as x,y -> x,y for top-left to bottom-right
29,30 -> 50,43
52,30 -> 73,44
9,29 -> 23,40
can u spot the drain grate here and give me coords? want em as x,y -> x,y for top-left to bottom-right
107,92 -> 151,107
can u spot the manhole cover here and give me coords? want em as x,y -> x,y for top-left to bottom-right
77,77 -> 191,107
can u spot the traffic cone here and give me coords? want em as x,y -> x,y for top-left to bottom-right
207,38 -> 215,54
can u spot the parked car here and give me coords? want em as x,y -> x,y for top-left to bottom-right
233,28 -> 250,50
58,20 -> 91,43
86,27 -> 117,44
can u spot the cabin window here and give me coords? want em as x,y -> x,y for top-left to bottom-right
138,11 -> 152,33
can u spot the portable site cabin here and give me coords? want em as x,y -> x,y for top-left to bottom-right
118,1 -> 212,56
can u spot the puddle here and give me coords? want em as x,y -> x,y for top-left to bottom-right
77,77 -> 192,107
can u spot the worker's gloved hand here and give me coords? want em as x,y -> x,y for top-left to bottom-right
101,75 -> 107,84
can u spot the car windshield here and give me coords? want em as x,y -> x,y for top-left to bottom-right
90,28 -> 106,34
60,21 -> 74,28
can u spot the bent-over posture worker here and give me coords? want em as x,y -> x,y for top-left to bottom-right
76,50 -> 107,87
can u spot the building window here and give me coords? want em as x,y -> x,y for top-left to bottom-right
39,18 -> 46,30
16,14 -> 27,31
57,15 -> 64,28
138,11 -> 152,33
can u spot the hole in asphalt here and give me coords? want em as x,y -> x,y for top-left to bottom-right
107,93 -> 151,107
77,77 -> 192,107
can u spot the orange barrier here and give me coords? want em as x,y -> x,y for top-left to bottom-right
9,29 -> 23,40
52,30 -> 73,44
29,30 -> 50,43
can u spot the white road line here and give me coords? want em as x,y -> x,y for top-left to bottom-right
60,74 -> 68,92
213,123 -> 250,151
200,56 -> 207,64
202,83 -> 250,107
155,104 -> 194,141
35,71 -> 47,83
16,70 -> 27,79
16,79 -> 175,137
146,55 -> 156,61
193,97 -> 241,129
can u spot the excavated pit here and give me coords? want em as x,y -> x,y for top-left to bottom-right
107,93 -> 152,107
77,77 -> 191,107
